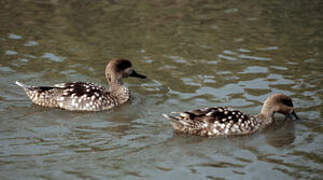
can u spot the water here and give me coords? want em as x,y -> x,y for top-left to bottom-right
0,0 -> 322,179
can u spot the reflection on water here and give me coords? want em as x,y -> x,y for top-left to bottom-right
0,0 -> 322,179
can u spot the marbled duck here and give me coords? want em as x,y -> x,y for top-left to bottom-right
162,94 -> 299,137
16,59 -> 146,111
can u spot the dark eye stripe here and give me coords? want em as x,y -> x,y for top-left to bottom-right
115,59 -> 132,72
281,98 -> 293,107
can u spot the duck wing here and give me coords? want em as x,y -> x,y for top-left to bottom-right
53,82 -> 116,111
16,81 -> 116,111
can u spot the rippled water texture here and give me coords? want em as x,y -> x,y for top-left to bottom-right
0,0 -> 322,179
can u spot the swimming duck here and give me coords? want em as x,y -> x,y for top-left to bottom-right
162,94 -> 299,137
16,59 -> 146,111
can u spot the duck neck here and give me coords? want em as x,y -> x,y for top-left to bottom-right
108,79 -> 130,104
256,106 -> 275,127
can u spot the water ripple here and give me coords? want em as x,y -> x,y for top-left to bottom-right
0,0 -> 322,179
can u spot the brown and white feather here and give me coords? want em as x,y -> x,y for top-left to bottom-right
162,94 -> 298,137
16,59 -> 146,111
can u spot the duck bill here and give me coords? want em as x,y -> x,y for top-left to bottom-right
289,110 -> 299,120
129,70 -> 146,79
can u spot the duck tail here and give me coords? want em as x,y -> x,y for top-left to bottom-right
162,113 -> 185,130
15,81 -> 31,90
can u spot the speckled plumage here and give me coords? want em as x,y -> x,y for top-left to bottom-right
16,59 -> 146,111
162,94 -> 298,137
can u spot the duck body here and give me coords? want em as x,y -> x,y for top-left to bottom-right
16,59 -> 146,111
163,94 -> 298,137
163,107 -> 261,137
16,81 -> 122,111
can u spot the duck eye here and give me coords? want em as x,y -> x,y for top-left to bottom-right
115,59 -> 132,72
281,98 -> 293,107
